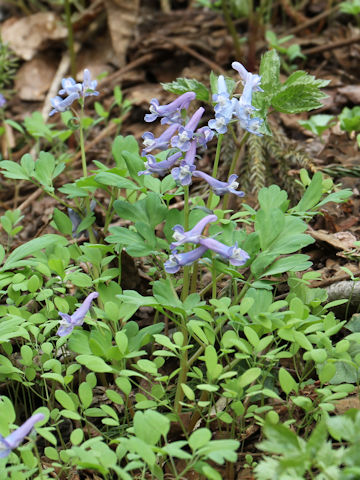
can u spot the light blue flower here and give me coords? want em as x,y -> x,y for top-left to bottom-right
57,292 -> 99,337
0,94 -> 6,108
171,107 -> 204,151
208,114 -> 229,134
141,123 -> 180,155
58,77 -> 82,96
232,61 -> 263,95
49,92 -> 80,116
138,151 -> 182,176
199,237 -> 249,266
81,69 -> 99,97
170,214 -> 218,250
165,245 -> 209,273
0,413 -> 45,458
233,100 -> 263,136
145,92 -> 196,124
193,171 -> 245,197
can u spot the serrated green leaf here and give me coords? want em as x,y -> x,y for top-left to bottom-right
161,78 -> 209,102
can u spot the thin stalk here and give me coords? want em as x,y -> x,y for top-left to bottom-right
173,316 -> 189,415
64,0 -> 77,79
222,130 -> 249,211
206,134 -> 223,209
181,186 -> 191,301
221,0 -> 243,60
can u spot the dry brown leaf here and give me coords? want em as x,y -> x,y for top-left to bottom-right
1,13 -> 67,61
15,54 -> 57,101
309,229 -> 357,251
105,0 -> 140,66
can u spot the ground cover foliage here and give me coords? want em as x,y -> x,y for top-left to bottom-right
1,1 -> 360,479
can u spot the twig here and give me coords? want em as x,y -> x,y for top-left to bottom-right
303,35 -> 360,56
287,5 -> 339,35
157,36 -> 225,74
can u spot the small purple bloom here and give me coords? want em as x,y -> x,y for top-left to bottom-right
142,123 -> 180,155
213,75 -> 234,121
57,292 -> 99,337
0,413 -> 45,458
171,214 -> 217,250
0,94 -> 6,108
199,238 -> 249,266
193,171 -> 245,197
49,93 -> 79,116
171,161 -> 196,186
171,107 -> 205,151
165,245 -> 208,274
58,77 -> 82,96
81,69 -> 99,97
138,152 -> 182,176
196,126 -> 215,148
145,92 -> 196,124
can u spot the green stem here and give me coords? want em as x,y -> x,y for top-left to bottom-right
173,315 -> 189,415
221,0 -> 243,60
181,186 -> 191,302
64,0 -> 77,79
222,131 -> 249,211
206,134 -> 223,209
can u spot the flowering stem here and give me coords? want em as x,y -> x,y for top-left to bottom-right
64,0 -> 76,79
79,104 -> 87,179
181,186 -> 191,302
207,134 -> 223,209
174,315 -> 188,415
221,0 -> 243,61
222,131 -> 249,211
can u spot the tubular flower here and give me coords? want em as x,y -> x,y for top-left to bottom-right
196,126 -> 215,148
231,62 -> 263,95
171,107 -> 205,151
171,139 -> 197,185
49,93 -> 79,116
145,92 -> 196,124
142,123 -> 180,155
0,94 -> 6,108
170,214 -> 218,250
193,171 -> 245,197
81,69 -> 99,97
57,292 -> 99,337
58,77 -> 82,96
208,114 -> 229,135
138,152 -> 182,176
213,75 -> 234,120
199,238 -> 249,266
233,100 -> 263,136
164,245 -> 209,274
171,161 -> 196,186
0,413 -> 45,458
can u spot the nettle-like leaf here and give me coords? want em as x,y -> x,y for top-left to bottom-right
161,78 -> 209,102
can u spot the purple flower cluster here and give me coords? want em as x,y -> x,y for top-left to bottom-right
49,69 -> 99,116
208,63 -> 263,136
0,413 -> 44,458
140,93 -> 248,194
140,93 -> 215,186
165,214 -> 250,273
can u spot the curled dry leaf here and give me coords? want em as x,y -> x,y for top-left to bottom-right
15,54 -> 57,101
1,12 -> 67,61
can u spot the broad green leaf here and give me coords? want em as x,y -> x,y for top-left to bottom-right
76,355 -> 113,372
2,234 -> 68,271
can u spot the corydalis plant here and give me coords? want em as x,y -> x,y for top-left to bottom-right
49,69 -> 99,116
